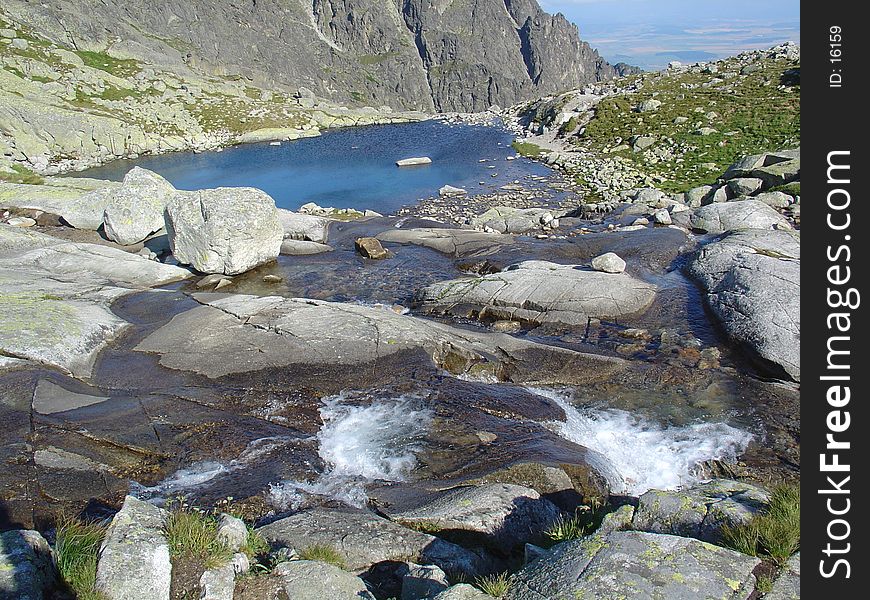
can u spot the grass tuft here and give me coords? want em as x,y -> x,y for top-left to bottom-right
54,517 -> 109,600
298,543 -> 347,569
722,482 -> 800,564
474,572 -> 511,598
164,506 -> 233,569
544,514 -> 590,544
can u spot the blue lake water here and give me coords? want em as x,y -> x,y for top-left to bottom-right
70,120 -> 552,214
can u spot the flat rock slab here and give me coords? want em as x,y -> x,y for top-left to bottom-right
471,207 -> 556,234
0,530 -> 57,600
95,495 -> 172,600
632,479 -> 770,543
134,293 -> 625,383
377,227 -> 513,258
416,261 -> 657,326
506,531 -> 760,600
32,379 -> 108,415
690,200 -> 790,234
277,209 -> 332,243
389,483 -> 562,550
258,508 -> 487,575
0,225 -> 190,376
0,177 -> 121,230
280,239 -> 333,255
690,229 -> 800,380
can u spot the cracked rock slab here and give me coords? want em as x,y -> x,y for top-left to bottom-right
415,260 -> 657,326
690,200 -> 791,234
689,229 -> 800,380
134,293 -> 625,383
505,530 -> 760,600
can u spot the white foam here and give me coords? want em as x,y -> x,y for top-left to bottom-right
528,387 -> 753,495
133,436 -> 294,501
269,391 -> 432,510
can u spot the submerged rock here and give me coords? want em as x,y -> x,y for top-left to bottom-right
166,187 -> 283,275
416,261 -> 656,326
103,167 -> 176,245
505,531 -> 759,600
355,236 -> 389,259
0,530 -> 57,600
389,483 -> 562,550
258,508 -> 487,576
376,227 -> 513,258
95,496 -> 171,600
690,229 -> 800,380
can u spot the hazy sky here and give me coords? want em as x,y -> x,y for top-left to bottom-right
539,0 -> 800,70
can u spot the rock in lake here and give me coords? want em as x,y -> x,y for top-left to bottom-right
355,236 -> 389,259
0,530 -> 57,600
95,496 -> 171,600
690,229 -> 800,380
471,206 -> 557,234
416,261 -> 656,326
590,252 -> 626,274
166,187 -> 283,275
505,531 -> 759,600
439,185 -> 468,196
103,167 -> 176,245
397,157 -> 433,166
376,228 -> 513,258
389,483 -> 562,550
277,208 -> 331,243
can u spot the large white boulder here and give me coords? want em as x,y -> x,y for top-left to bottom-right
166,187 -> 283,275
103,167 -> 176,245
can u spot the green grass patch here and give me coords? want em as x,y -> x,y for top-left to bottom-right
570,56 -> 799,192
239,524 -> 270,561
512,140 -> 543,157
0,164 -> 44,184
474,572 -> 511,598
722,482 -> 800,564
544,514 -> 591,544
298,543 -> 347,569
74,50 -> 141,78
164,506 -> 233,570
54,517 -> 109,600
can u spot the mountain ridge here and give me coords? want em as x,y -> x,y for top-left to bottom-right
1,0 -> 626,112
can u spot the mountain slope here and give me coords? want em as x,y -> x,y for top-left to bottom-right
1,0 -> 620,112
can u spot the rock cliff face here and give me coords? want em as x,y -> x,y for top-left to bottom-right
2,0 -> 620,112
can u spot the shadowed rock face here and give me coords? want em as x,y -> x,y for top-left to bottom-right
3,0 -> 619,112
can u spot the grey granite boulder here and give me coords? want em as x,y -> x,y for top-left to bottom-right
165,187 -> 283,275
753,191 -> 793,209
0,177 -> 121,230
506,531 -> 760,600
257,508 -> 487,576
95,495 -> 171,600
390,483 -> 562,550
0,530 -> 57,600
632,480 -> 771,543
590,252 -> 626,273
690,229 -> 800,380
471,207 -> 557,234
416,261 -> 657,326
216,513 -> 248,552
726,177 -> 764,197
277,209 -> 331,243
434,583 -> 494,599
103,167 -> 176,245
402,563 -> 450,600
273,560 -> 375,599
198,563 -> 235,600
690,199 -> 791,234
